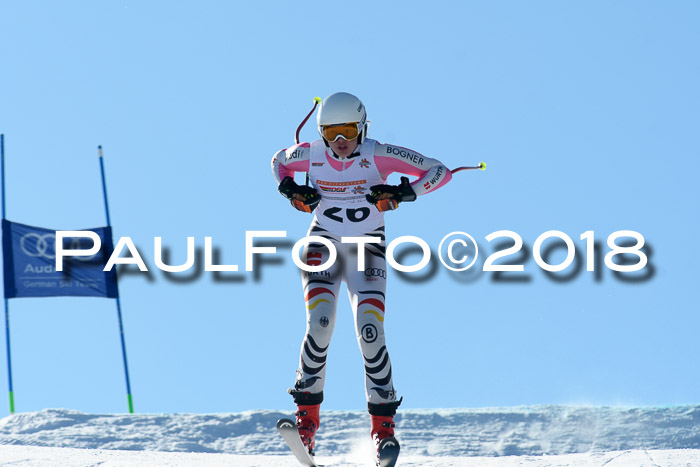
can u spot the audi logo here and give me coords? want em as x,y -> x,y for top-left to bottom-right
19,233 -> 98,261
364,268 -> 386,278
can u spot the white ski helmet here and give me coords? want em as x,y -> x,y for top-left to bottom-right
317,92 -> 368,144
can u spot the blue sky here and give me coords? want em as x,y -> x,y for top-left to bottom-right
0,1 -> 698,416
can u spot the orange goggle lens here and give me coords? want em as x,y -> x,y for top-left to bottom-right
321,123 -> 360,142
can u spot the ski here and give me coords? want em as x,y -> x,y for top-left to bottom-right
376,436 -> 400,467
277,418 -> 318,467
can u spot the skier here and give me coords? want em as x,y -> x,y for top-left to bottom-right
271,92 -> 452,464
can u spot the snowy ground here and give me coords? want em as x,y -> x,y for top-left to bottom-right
0,405 -> 699,465
1,445 -> 700,466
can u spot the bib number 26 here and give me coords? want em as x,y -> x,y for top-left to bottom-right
323,207 -> 371,223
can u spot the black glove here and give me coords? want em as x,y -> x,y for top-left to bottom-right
278,176 -> 321,213
365,176 -> 417,212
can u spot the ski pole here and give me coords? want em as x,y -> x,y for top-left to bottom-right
451,161 -> 487,174
295,97 -> 322,145
295,97 -> 322,186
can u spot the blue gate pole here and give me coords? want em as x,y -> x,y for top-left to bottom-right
1,134 -> 15,414
98,146 -> 133,413
2,297 -> 12,415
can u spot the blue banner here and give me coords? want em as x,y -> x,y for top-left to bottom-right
2,219 -> 119,299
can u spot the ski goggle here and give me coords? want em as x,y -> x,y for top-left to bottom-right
321,122 -> 360,142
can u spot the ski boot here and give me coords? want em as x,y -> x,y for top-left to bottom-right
289,388 -> 323,456
369,398 -> 402,467
295,403 -> 320,455
371,414 -> 396,444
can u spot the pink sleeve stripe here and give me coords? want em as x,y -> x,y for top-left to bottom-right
374,155 -> 428,178
276,164 -> 294,180
277,160 -> 309,179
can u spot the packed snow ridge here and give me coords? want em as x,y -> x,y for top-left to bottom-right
1,405 -> 699,458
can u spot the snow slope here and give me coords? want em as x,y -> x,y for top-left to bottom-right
1,445 -> 700,466
0,405 -> 699,465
